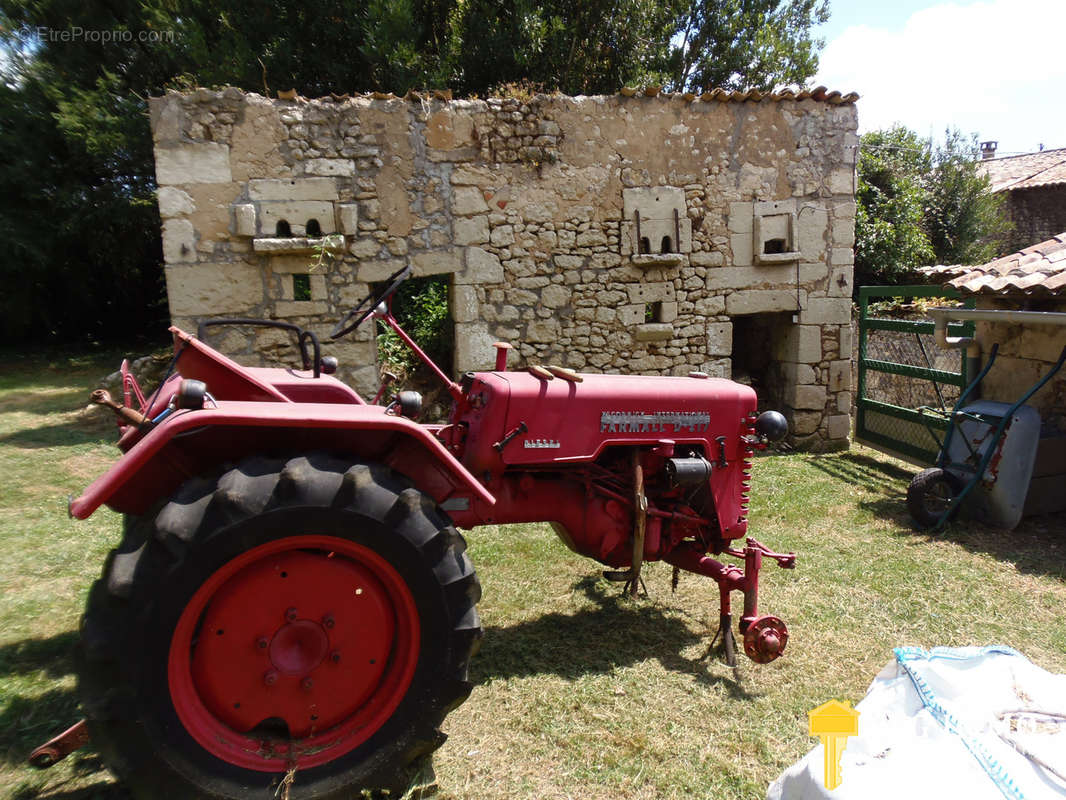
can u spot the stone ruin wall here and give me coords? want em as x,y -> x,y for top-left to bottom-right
149,88 -> 858,448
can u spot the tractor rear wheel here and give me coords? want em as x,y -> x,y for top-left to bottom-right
78,454 -> 481,799
907,467 -> 965,529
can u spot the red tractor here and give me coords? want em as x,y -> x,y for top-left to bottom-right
60,267 -> 794,798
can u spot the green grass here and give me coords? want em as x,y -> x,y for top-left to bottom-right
1,350 -> 1064,800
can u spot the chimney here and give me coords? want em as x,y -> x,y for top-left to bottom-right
980,140 -> 998,160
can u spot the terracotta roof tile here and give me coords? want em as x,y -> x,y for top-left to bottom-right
936,233 -> 1066,297
977,148 -> 1066,192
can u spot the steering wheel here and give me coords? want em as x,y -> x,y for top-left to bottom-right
330,265 -> 412,340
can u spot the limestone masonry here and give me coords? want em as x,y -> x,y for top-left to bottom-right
149,87 -> 858,449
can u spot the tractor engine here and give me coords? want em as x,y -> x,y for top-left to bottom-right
439,364 -> 794,664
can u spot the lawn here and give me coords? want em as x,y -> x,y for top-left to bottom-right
1,349 -> 1064,800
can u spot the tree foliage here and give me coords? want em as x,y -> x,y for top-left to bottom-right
855,126 -> 1010,290
0,0 -> 830,342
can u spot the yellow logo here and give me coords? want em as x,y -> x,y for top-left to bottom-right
808,700 -> 859,790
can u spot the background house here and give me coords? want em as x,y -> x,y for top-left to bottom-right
977,145 -> 1066,253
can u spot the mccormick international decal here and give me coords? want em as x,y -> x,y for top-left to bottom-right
600,411 -> 710,433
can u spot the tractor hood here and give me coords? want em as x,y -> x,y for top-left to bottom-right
458,370 -> 757,470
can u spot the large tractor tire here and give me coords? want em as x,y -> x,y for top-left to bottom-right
78,453 -> 481,799
906,467 -> 965,530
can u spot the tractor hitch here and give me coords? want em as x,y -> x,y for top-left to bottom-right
665,538 -> 795,665
28,719 -> 90,769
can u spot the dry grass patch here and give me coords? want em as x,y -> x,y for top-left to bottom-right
1,349 -> 1063,800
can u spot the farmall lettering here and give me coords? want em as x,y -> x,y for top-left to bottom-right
601,411 -> 711,433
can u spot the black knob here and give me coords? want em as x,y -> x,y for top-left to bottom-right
755,410 -> 788,442
320,356 -> 338,375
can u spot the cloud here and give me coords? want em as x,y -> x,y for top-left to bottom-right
814,0 -> 1066,152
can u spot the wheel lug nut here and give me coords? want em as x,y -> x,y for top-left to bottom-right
301,677 -> 314,690
285,607 -> 298,622
256,637 -> 268,649
330,650 -> 341,663
322,614 -> 335,629
264,670 -> 278,686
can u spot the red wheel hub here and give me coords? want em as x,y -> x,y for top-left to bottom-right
168,536 -> 420,771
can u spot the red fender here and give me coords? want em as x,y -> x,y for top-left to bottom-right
70,402 -> 495,519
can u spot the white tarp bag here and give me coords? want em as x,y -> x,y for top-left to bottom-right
768,646 -> 1066,800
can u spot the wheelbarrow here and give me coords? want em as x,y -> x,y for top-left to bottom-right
907,343 -> 1066,530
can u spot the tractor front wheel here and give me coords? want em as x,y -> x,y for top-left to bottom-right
78,454 -> 481,799
907,467 -> 965,529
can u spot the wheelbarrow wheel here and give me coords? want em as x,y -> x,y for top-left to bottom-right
907,467 -> 965,529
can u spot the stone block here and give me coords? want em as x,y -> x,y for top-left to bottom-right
451,187 -> 489,216
726,289 -> 803,316
791,411 -> 822,436
707,322 -> 732,356
248,177 -> 339,201
827,414 -> 851,440
706,263 -> 825,291
774,324 -> 822,364
162,219 -> 196,263
490,225 -> 515,246
690,251 -> 725,267
526,319 -> 560,343
258,201 -> 336,236
349,239 -> 381,259
828,167 -> 855,195
233,204 -> 256,237
158,187 -> 195,218
155,142 -> 232,185
541,284 -> 570,309
694,296 -> 726,316
832,217 -> 855,248
459,247 -> 504,284
451,165 -> 495,186
840,325 -> 853,360
337,203 -> 359,234
659,301 -> 678,323
166,262 -> 262,316
619,304 -> 645,325
358,259 -> 407,283
829,360 -> 851,392
837,391 -> 853,414
275,300 -> 329,317
730,232 -> 753,266
701,358 -> 731,378
626,282 -> 676,303
455,323 -> 498,371
303,158 -> 355,177
728,202 -> 753,234
828,266 -> 854,297
454,216 -> 489,245
830,247 -> 854,266
793,384 -> 827,410
801,297 -> 852,325
781,362 -> 817,386
634,323 -> 674,342
451,284 -> 479,323
412,250 -> 461,276
796,206 -> 828,260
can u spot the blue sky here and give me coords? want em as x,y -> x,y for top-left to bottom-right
813,0 -> 1066,156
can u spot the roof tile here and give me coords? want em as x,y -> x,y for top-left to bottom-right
943,232 -> 1066,297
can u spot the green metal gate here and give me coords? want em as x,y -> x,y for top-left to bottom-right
856,286 -> 975,465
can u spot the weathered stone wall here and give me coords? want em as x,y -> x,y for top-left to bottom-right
976,297 -> 1066,432
1003,186 -> 1066,254
149,88 -> 857,448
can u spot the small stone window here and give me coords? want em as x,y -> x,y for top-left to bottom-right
275,220 -> 292,238
660,235 -> 673,254
292,273 -> 312,301
306,218 -> 322,237
753,202 -> 801,264
639,236 -> 651,255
